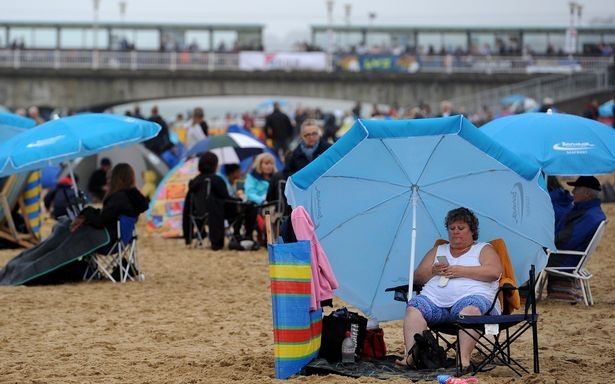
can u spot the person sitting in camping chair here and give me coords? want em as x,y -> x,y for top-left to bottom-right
183,152 -> 256,251
547,176 -> 606,302
0,163 -> 149,285
395,207 -> 501,372
70,163 -> 149,248
218,163 -> 257,248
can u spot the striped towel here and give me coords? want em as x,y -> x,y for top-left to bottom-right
269,240 -> 322,379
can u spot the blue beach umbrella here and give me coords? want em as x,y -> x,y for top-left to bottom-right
0,113 -> 161,185
0,112 -> 36,141
598,99 -> 613,118
481,111 -> 615,175
285,116 -> 555,321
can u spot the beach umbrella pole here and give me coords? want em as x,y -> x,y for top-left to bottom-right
407,185 -> 418,305
65,162 -> 85,218
66,162 -> 80,196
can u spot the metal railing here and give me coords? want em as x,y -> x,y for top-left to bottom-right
0,48 -> 613,75
448,70 -> 611,116
0,49 -> 240,71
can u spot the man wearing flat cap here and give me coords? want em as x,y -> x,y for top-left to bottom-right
547,176 -> 606,302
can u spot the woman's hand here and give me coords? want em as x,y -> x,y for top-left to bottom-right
441,265 -> 458,278
432,262 -> 448,276
69,216 -> 85,232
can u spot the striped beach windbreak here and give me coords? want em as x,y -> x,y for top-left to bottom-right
269,240 -> 322,379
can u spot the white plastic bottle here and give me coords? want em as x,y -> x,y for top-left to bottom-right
341,330 -> 355,363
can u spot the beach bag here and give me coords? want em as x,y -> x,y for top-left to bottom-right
410,330 -> 449,370
319,307 -> 367,362
360,327 -> 387,359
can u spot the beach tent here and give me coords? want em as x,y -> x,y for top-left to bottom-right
0,172 -> 43,248
146,157 -> 198,238
62,143 -> 169,200
0,113 -> 42,248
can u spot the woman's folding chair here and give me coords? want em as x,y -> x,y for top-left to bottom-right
386,239 -> 538,377
451,265 -> 539,376
84,215 -> 142,283
187,179 -> 211,248
261,179 -> 287,242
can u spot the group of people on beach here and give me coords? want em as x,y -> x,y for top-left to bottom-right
2,97 -> 611,378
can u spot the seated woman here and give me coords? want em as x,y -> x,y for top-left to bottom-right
0,163 -> 149,285
396,207 -> 502,371
71,163 -> 150,246
183,152 -> 245,250
244,152 -> 277,206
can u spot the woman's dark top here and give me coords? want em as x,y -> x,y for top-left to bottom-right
80,187 -> 149,240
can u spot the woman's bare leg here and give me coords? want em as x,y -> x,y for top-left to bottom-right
395,306 -> 428,366
458,305 -> 481,368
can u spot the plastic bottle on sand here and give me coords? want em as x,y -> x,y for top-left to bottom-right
341,330 -> 355,363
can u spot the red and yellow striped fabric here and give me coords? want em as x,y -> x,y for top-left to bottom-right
269,240 -> 322,379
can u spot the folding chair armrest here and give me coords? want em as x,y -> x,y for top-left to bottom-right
486,283 -> 520,314
549,249 -> 585,257
385,283 -> 423,302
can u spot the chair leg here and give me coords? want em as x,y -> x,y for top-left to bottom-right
585,280 -> 594,305
577,278 -> 589,306
579,279 -> 594,306
535,271 -> 547,301
532,319 -> 540,373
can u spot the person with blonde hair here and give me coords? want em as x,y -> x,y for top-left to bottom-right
244,152 -> 277,205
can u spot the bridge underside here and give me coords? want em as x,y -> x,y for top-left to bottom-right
1,68 -> 539,113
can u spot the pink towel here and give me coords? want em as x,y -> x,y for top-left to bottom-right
291,206 -> 339,310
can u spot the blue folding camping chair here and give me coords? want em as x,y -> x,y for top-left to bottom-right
84,215 -> 143,283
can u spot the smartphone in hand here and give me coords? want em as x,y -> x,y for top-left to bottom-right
436,255 -> 449,265
436,255 -> 450,287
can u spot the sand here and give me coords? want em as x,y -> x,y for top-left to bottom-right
1,204 -> 615,384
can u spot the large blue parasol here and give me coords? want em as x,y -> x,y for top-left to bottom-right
0,112 -> 36,141
285,116 -> 555,321
0,113 -> 160,179
481,111 -> 615,175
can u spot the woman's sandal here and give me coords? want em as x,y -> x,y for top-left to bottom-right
394,351 -> 413,368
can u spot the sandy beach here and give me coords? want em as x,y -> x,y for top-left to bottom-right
1,204 -> 614,384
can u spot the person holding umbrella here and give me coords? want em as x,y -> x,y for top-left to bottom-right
396,207 -> 502,372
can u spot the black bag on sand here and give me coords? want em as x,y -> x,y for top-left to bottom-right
319,307 -> 368,362
410,330 -> 451,370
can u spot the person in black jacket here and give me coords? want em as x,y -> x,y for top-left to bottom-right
43,175 -> 78,219
264,101 -> 294,159
182,152 -> 244,250
0,163 -> 149,285
71,163 -> 150,243
145,105 -> 171,155
87,157 -> 111,203
282,118 -> 332,178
